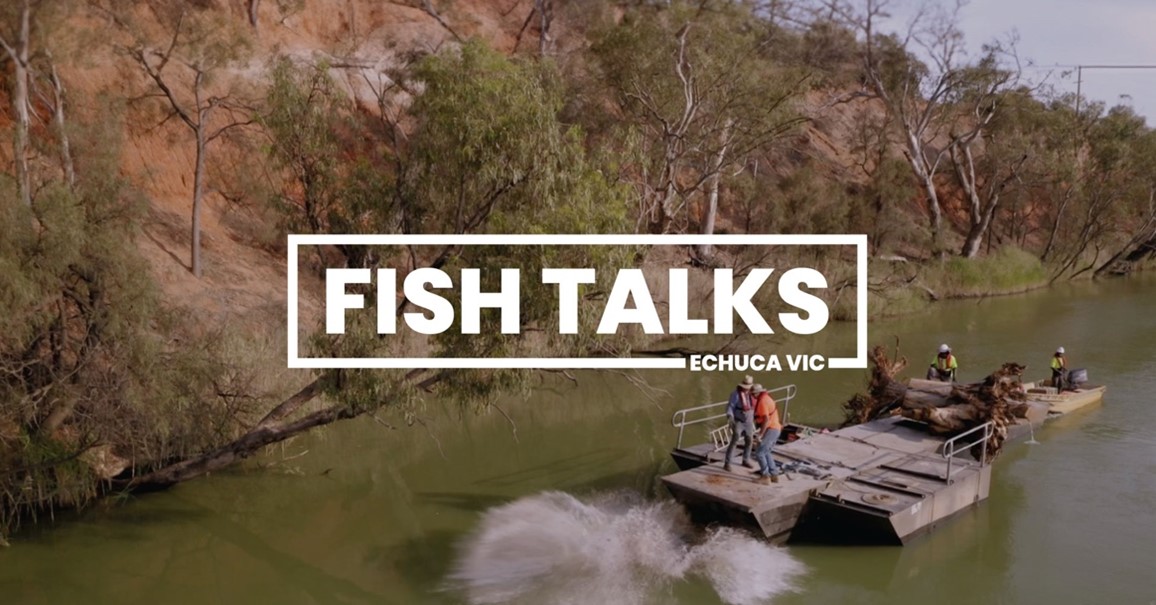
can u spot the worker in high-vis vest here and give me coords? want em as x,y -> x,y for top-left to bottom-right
928,344 -> 958,382
1051,347 -> 1068,391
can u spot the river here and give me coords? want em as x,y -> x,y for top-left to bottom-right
3,275 -> 1155,604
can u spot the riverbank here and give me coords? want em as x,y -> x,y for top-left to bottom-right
844,246 -> 1151,321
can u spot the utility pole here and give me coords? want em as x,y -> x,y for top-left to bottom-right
1073,64 -> 1156,116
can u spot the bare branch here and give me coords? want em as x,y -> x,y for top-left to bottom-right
490,403 -> 519,443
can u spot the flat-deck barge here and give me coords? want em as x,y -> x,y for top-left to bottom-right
662,381 -> 1105,545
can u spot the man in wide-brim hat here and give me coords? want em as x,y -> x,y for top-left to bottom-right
723,375 -> 758,472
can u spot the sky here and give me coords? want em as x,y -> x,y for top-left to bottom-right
887,0 -> 1156,124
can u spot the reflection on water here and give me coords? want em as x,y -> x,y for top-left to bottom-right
447,491 -> 805,605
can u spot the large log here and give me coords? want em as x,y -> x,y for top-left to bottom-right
842,344 -> 1028,459
914,404 -> 981,431
903,389 -> 952,409
907,379 -> 954,396
902,378 -> 1009,409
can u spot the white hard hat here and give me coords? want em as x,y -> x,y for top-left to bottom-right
1057,346 -> 1065,354
939,344 -> 950,353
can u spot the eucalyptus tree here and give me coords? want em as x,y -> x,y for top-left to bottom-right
1111,129 -> 1156,270
0,107 -> 258,537
0,0 -> 77,205
125,41 -> 634,489
944,50 -> 1028,258
589,1 -> 807,255
844,105 -> 919,254
122,7 -> 253,278
0,0 -> 36,207
822,0 -> 1021,256
1037,105 -> 1156,280
1078,106 -> 1156,277
262,59 -> 348,237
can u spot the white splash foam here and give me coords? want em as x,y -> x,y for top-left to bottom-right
691,526 -> 807,605
447,491 -> 806,605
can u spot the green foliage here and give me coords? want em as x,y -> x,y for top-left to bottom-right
403,41 -> 629,235
1033,99 -> 1156,276
262,58 -> 349,234
0,117 -> 257,536
586,1 -> 806,232
405,43 -> 633,393
798,19 -> 861,85
931,247 -> 1047,297
0,172 -> 146,531
858,248 -> 1046,320
866,33 -> 930,100
862,282 -> 929,321
848,157 -> 920,254
761,166 -> 850,235
299,41 -> 634,412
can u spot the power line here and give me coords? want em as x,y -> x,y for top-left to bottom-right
1072,65 -> 1156,114
1074,65 -> 1156,69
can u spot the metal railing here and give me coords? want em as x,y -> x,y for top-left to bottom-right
941,421 -> 994,483
671,384 -> 797,449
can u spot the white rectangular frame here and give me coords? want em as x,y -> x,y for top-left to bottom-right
287,234 -> 867,369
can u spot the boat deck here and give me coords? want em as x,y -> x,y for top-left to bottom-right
662,462 -> 827,541
1023,383 -> 1107,415
662,415 -> 992,544
663,380 -> 1106,545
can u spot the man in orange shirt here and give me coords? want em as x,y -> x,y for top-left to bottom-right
751,384 -> 783,484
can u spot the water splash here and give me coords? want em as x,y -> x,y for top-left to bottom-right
1026,422 -> 1041,445
446,491 -> 806,605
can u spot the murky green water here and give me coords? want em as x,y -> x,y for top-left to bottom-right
3,275 -> 1155,604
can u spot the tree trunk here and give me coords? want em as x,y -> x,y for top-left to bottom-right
134,53 -> 216,279
41,399 -> 79,436
1097,189 -> 1156,275
128,400 -> 353,491
650,25 -> 695,234
192,116 -> 206,278
904,135 -> 941,253
1124,235 -> 1156,263
656,141 -> 681,233
535,0 -> 551,56
921,177 -> 942,253
1050,194 -> 1109,283
254,379 -> 323,427
1040,189 -> 1072,263
7,0 -> 32,206
48,59 -> 76,189
960,226 -> 982,258
953,143 -> 985,258
697,119 -> 733,260
902,378 -> 953,407
954,147 -> 1025,258
960,211 -> 997,259
124,380 -> 325,490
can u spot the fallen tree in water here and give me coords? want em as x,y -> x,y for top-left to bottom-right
842,342 -> 1031,459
